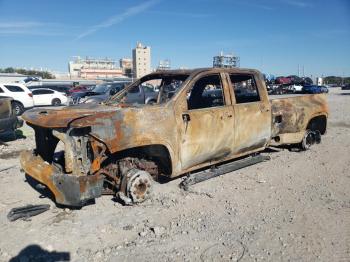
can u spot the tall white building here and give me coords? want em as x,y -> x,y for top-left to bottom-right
132,42 -> 151,78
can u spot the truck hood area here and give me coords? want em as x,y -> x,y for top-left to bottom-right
22,103 -> 120,128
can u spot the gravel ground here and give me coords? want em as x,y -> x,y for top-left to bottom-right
0,89 -> 349,262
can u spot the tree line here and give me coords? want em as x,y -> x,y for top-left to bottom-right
0,67 -> 55,79
323,76 -> 350,85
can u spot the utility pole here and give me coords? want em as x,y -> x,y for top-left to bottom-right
297,64 -> 300,77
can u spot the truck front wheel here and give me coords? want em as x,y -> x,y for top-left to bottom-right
118,168 -> 153,205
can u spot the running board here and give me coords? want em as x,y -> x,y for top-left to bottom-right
179,154 -> 270,190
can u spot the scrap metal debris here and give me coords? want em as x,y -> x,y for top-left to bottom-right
7,204 -> 50,222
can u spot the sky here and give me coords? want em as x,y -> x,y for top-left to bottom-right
0,0 -> 349,77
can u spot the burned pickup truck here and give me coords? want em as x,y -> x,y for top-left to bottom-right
0,96 -> 23,137
20,68 -> 328,207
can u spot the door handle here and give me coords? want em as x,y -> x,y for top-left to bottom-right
223,112 -> 233,118
182,113 -> 190,123
182,113 -> 190,133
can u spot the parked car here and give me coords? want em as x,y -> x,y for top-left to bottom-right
31,88 -> 68,106
70,81 -> 131,104
275,77 -> 292,85
319,86 -> 329,93
288,84 -> 303,93
301,77 -> 313,86
270,85 -> 291,95
29,85 -> 71,95
23,76 -> 41,83
287,75 -> 303,85
302,85 -> 328,94
0,96 -> 23,137
341,84 -> 350,90
328,84 -> 339,88
0,83 -> 34,115
68,85 -> 90,95
113,84 -> 159,105
20,68 -> 328,207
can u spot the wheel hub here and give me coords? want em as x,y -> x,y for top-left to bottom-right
125,169 -> 153,203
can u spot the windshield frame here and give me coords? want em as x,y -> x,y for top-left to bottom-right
106,73 -> 190,105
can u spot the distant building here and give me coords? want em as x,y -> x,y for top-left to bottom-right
132,42 -> 151,78
157,59 -> 171,70
213,51 -> 240,68
119,58 -> 133,78
68,56 -> 123,79
316,77 -> 323,86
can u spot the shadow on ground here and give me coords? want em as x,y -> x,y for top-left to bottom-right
0,130 -> 26,143
9,244 -> 70,262
25,174 -> 56,202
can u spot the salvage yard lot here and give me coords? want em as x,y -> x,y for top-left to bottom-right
0,89 -> 349,261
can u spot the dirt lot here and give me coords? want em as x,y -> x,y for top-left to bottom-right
0,89 -> 349,262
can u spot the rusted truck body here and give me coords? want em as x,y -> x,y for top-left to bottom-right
0,96 -> 23,135
20,68 -> 328,206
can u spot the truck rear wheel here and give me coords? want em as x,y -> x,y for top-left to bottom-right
300,130 -> 321,150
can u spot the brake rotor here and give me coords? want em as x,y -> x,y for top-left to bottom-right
126,169 -> 153,203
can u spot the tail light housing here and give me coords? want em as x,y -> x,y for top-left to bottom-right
28,93 -> 33,97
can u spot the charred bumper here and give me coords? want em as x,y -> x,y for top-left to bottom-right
20,150 -> 104,207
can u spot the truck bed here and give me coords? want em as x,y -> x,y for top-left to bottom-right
269,93 -> 328,144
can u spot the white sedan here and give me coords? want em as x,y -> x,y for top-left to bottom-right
31,88 -> 68,106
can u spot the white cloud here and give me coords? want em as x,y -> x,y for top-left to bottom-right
0,21 -> 71,36
147,10 -> 212,18
283,0 -> 312,8
0,21 -> 43,29
76,0 -> 159,40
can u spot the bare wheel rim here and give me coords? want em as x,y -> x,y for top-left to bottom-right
127,170 -> 153,203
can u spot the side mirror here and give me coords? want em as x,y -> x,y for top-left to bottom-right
110,89 -> 116,95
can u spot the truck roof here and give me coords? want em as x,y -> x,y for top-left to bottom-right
149,67 -> 261,76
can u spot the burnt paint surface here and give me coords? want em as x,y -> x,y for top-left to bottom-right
271,94 -> 328,137
21,68 -> 328,181
0,97 -> 12,119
